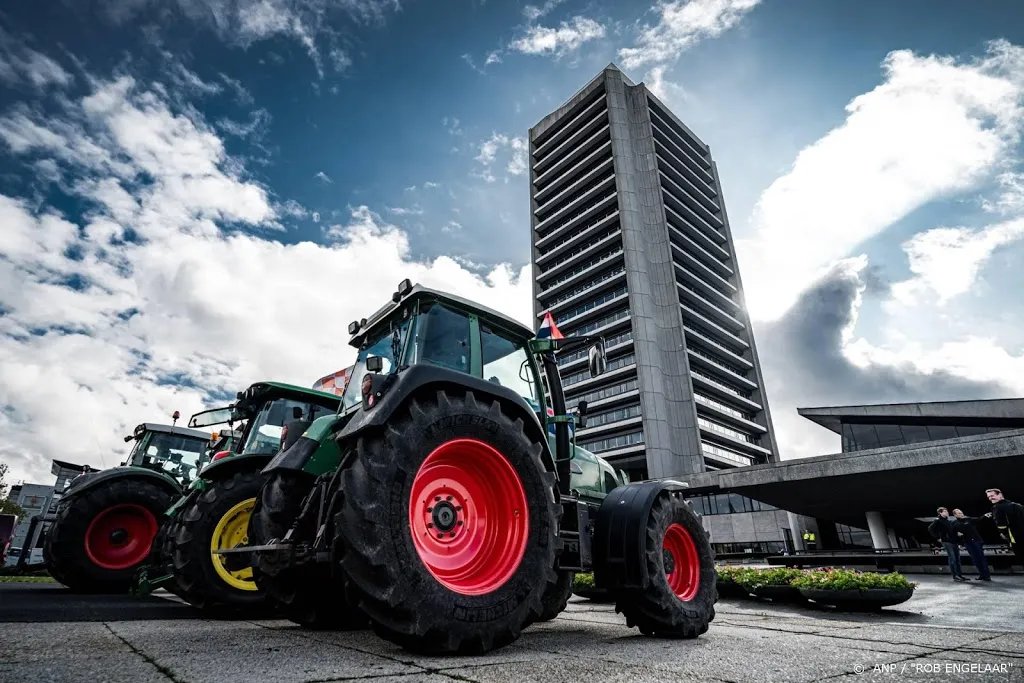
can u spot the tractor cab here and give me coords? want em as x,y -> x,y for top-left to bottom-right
122,423 -> 213,487
344,280 -> 621,496
188,382 -> 342,472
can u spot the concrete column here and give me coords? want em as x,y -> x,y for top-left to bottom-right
787,511 -> 805,551
866,511 -> 892,550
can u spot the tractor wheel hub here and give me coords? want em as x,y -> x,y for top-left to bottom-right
109,528 -> 129,545
431,501 -> 458,532
662,548 -> 675,575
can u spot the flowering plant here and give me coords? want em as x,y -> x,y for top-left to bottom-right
790,568 -> 916,591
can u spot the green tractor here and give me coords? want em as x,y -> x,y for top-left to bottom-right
44,420 -> 215,593
138,381 -> 344,613
233,280 -> 716,653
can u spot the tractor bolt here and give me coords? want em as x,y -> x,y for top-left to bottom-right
427,523 -> 433,528
446,496 -> 452,502
435,496 -> 441,502
455,505 -> 462,511
449,532 -> 456,538
437,533 -> 444,539
427,507 -> 433,512
457,520 -> 463,526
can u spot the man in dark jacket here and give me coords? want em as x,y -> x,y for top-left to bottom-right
986,489 -> 1024,567
928,507 -> 967,581
952,509 -> 991,580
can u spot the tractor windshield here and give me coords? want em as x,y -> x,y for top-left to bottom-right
342,315 -> 411,412
140,432 -> 209,483
241,398 -> 336,455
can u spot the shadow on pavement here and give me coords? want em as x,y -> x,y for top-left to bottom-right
0,582 -> 200,623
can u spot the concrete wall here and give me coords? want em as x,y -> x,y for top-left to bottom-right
604,69 -> 703,477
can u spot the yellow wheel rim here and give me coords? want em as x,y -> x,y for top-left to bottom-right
210,497 -> 258,592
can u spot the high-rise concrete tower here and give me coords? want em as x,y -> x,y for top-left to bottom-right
529,64 -> 778,480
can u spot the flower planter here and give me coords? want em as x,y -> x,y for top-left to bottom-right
751,584 -> 806,603
799,587 -> 914,610
715,578 -> 751,599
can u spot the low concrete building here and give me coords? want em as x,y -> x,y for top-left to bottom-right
685,398 -> 1024,551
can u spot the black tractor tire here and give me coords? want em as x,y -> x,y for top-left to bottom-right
170,469 -> 269,614
250,471 -> 367,630
532,570 -> 575,623
336,390 -> 561,655
43,479 -> 173,593
614,493 -> 717,638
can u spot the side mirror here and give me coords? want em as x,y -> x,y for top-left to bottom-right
588,340 -> 607,378
366,355 -> 384,373
123,435 -> 133,443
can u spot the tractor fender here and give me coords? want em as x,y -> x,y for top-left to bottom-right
592,479 -> 690,590
263,413 -> 348,477
60,466 -> 182,502
335,364 -> 555,475
197,452 -> 275,483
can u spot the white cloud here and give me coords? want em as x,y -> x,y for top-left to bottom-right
982,171 -> 1024,215
509,16 -> 605,58
737,40 -> 1024,322
0,28 -> 74,90
442,116 -> 463,136
387,205 -> 424,216
475,133 -> 528,183
442,220 -> 463,234
523,0 -> 566,22
312,211 -> 321,222
0,69 -> 533,485
330,47 -> 353,73
619,0 -> 761,69
217,108 -> 271,140
889,218 -> 1024,307
423,181 -> 441,189
315,170 -> 332,184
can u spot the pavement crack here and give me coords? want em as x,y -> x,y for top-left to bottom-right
102,622 -> 188,683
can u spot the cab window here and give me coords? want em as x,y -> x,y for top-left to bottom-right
413,302 -> 471,374
480,324 -> 536,401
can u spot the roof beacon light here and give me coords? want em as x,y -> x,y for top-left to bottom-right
348,320 -> 360,335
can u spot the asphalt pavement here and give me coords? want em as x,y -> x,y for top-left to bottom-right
1,575 -> 1022,683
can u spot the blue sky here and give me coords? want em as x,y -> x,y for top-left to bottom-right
2,0 -> 1024,483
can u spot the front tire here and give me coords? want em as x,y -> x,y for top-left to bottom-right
615,493 -> 717,638
170,469 -> 268,614
43,479 -> 172,593
337,390 -> 560,655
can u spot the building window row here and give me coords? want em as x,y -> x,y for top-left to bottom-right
537,191 -> 616,238
537,207 -> 617,258
559,329 -> 632,366
697,417 -> 754,444
580,430 -> 644,454
535,168 -> 615,223
712,541 -> 786,556
564,352 -> 634,386
687,346 -> 747,377
690,370 -> 751,399
653,138 -> 717,203
700,442 -> 754,467
566,307 -> 630,337
687,492 -> 776,516
545,265 -> 626,309
536,151 -> 614,204
840,422 -> 1019,453
836,523 -> 874,549
694,392 -> 752,421
533,94 -> 607,162
648,104 -> 710,170
555,285 -> 628,325
585,403 -> 642,429
567,377 -> 638,406
540,228 -> 619,274
542,248 -> 622,291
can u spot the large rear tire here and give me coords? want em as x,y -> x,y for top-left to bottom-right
531,571 -> 574,624
170,469 -> 269,614
250,471 -> 367,630
43,479 -> 173,593
336,390 -> 560,655
614,493 -> 716,638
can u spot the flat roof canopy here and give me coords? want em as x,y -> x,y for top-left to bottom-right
798,398 -> 1024,434
684,429 -> 1024,527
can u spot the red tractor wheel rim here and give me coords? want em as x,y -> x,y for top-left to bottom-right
84,504 -> 158,570
664,522 -> 700,601
409,438 -> 529,596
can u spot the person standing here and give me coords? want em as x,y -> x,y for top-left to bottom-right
802,529 -> 817,551
928,507 -> 968,582
952,509 -> 991,581
985,489 -> 1024,567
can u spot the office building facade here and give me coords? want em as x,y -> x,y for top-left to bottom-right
528,64 -> 778,482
